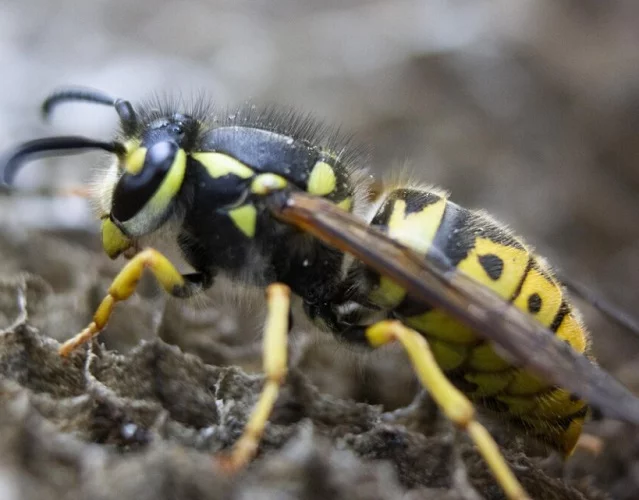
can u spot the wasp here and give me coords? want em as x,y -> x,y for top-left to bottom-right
3,87 -> 639,500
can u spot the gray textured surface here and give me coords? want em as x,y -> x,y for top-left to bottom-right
0,273 -> 603,500
1,1 -> 639,498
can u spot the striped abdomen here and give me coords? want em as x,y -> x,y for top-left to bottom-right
365,187 -> 590,454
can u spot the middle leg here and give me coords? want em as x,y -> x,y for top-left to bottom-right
217,283 -> 291,472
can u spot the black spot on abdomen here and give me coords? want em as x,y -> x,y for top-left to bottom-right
527,293 -> 542,314
479,254 -> 504,281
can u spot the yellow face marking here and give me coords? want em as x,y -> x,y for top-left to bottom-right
146,148 -> 187,214
457,238 -> 529,300
229,205 -> 258,238
119,148 -> 187,237
336,197 -> 353,212
555,313 -> 588,353
307,161 -> 336,196
192,152 -> 254,179
124,139 -> 140,154
101,218 -> 133,259
125,146 -> 147,175
512,267 -> 562,327
251,173 -> 288,195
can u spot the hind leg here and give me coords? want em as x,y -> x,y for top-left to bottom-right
366,320 -> 530,500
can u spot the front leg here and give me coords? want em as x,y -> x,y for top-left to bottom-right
59,248 -> 213,356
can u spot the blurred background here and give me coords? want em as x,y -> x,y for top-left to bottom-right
1,0 -> 639,495
3,0 -> 639,362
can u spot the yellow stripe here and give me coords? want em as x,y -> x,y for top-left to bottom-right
125,146 -> 146,174
405,311 -> 478,344
457,238 -> 529,299
307,161 -> 336,196
535,389 -> 587,418
147,149 -> 187,214
430,339 -> 469,371
229,205 -> 258,238
368,198 -> 447,309
100,218 -> 132,259
464,371 -> 513,397
192,152 -> 254,179
494,394 -> 538,415
512,267 -> 562,327
561,418 -> 585,456
388,199 -> 406,229
506,370 -> 549,396
555,313 -> 588,353
387,198 -> 447,255
467,343 -> 512,371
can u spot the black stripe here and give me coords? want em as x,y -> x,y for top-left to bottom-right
370,188 -> 443,227
403,189 -> 443,214
508,257 -> 533,303
550,301 -> 571,333
394,198 -> 460,317
431,201 -> 471,267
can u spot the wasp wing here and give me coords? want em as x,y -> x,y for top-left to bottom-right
267,190 -> 639,425
559,274 -> 639,339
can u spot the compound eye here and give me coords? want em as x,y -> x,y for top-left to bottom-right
111,141 -> 179,223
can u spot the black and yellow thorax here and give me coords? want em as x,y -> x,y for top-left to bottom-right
175,123 -> 360,298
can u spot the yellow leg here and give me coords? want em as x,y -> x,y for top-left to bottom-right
58,248 -> 187,357
366,320 -> 530,500
218,283 -> 291,473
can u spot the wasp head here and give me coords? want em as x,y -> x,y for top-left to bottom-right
1,88 -> 199,259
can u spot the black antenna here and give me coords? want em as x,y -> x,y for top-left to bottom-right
1,136 -> 126,186
42,87 -> 138,135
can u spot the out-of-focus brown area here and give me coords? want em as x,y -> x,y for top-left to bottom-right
1,1 -> 639,499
